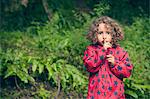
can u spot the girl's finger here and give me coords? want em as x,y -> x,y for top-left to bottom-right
107,58 -> 112,61
107,59 -> 112,62
106,44 -> 112,48
106,54 -> 112,57
107,43 -> 112,47
107,56 -> 113,59
104,42 -> 112,48
107,58 -> 113,62
106,55 -> 113,58
107,57 -> 114,62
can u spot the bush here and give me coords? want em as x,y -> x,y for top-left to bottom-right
0,12 -> 91,98
121,17 -> 150,98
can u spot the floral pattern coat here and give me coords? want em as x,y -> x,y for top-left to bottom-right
83,44 -> 133,99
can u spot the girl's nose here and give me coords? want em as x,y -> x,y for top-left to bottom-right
103,37 -> 106,40
103,33 -> 106,40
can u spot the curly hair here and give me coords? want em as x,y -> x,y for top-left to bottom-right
86,16 -> 124,46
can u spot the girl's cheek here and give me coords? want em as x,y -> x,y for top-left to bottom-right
97,37 -> 104,45
97,36 -> 103,42
110,37 -> 112,42
107,36 -> 112,42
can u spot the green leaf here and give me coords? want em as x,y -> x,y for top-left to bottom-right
32,60 -> 38,72
4,70 -> 14,78
39,63 -> 44,74
4,65 -> 16,78
125,90 -> 138,98
27,75 -> 35,83
52,63 -> 57,71
58,39 -> 69,49
132,83 -> 150,90
17,70 -> 28,83
46,64 -> 54,80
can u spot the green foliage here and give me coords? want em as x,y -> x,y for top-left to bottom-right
121,17 -> 150,98
33,84 -> 51,98
93,0 -> 110,16
0,12 -> 90,98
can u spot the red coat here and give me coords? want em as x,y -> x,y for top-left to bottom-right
83,44 -> 133,99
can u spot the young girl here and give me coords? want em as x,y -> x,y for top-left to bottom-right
83,16 -> 133,99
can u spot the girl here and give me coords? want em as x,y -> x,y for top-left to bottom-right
83,16 -> 133,99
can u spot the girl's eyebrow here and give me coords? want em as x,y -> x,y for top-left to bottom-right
98,31 -> 111,32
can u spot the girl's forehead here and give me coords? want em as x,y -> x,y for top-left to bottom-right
98,23 -> 112,31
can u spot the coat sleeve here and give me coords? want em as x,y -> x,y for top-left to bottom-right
83,45 -> 106,73
109,48 -> 133,79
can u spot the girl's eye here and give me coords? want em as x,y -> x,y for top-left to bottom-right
106,32 -> 110,34
98,32 -> 103,34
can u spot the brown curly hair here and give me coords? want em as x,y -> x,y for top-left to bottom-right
86,16 -> 124,46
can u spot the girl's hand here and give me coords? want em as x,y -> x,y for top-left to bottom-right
103,42 -> 112,50
106,54 -> 115,65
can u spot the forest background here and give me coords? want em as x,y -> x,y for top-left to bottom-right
0,0 -> 150,98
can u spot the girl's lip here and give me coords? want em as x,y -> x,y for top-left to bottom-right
102,41 -> 108,43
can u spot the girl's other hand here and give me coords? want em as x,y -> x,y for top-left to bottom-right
106,54 -> 115,65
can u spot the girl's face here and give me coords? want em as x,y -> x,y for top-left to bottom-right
96,23 -> 112,45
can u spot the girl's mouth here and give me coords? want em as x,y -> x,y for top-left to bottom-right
102,40 -> 108,43
101,41 -> 104,45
